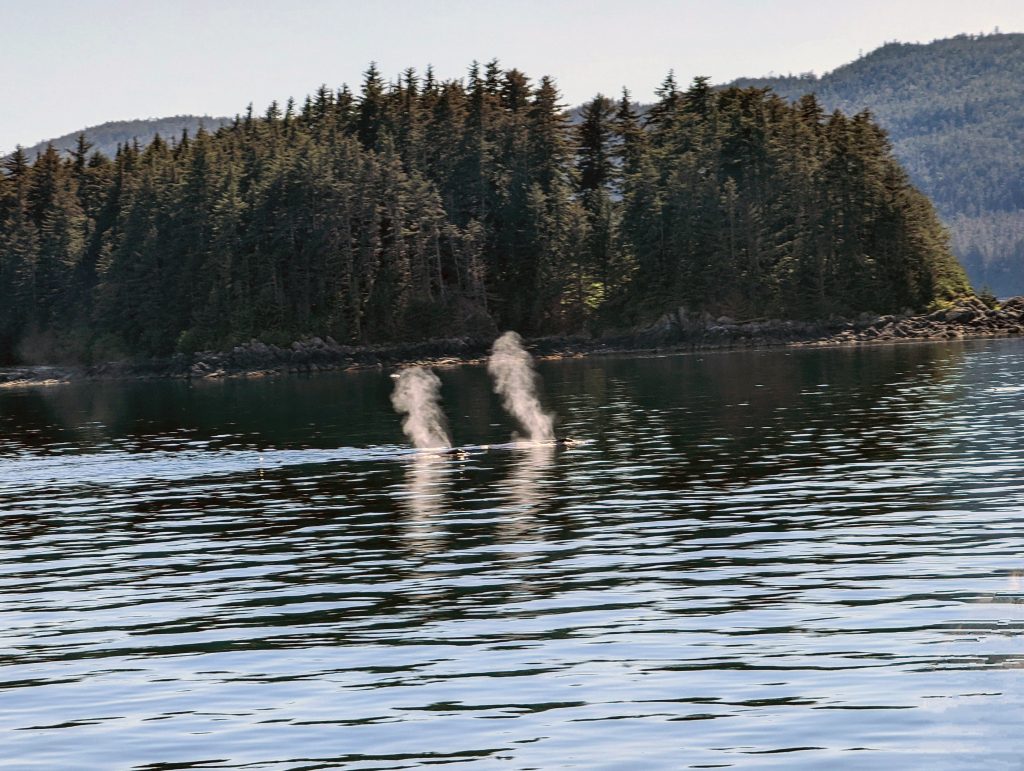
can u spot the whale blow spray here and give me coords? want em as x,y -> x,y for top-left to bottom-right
391,367 -> 452,449
487,331 -> 555,442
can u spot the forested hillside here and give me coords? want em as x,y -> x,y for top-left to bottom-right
733,32 -> 1024,295
5,116 -> 231,166
0,64 -> 967,365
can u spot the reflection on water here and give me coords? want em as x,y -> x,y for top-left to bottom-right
496,444 -> 555,549
4,339 -> 1024,768
506,444 -> 554,513
399,453 -> 452,555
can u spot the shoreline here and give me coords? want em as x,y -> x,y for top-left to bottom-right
3,296 -> 1022,389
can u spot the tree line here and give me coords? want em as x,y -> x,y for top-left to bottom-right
9,115 -> 232,170
0,62 -> 969,364
734,32 -> 1024,296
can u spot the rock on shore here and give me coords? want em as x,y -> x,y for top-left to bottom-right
804,295 -> 1024,347
629,296 -> 1024,351
2,297 -> 1024,387
134,336 -> 491,381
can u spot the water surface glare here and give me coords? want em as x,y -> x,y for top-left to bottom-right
3,340 -> 1024,769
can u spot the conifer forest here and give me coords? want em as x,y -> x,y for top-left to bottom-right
0,63 -> 970,364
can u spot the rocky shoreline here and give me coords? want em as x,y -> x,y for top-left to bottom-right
2,296 -> 1023,388
636,295 -> 1024,350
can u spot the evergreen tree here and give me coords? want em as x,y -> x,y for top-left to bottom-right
0,64 -> 970,364
356,63 -> 386,151
576,94 -> 617,299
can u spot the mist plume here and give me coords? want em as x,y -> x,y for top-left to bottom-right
390,367 -> 452,449
487,331 -> 555,442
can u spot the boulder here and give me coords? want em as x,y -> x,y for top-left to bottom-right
945,307 -> 977,323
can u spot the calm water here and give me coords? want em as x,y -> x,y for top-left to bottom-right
3,340 -> 1024,769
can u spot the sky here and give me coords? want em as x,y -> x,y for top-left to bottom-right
3,0 -> 1024,153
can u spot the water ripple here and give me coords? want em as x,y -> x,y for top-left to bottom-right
3,339 -> 1024,768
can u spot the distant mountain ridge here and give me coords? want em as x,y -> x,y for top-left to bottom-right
7,115 -> 231,161
732,32 -> 1024,296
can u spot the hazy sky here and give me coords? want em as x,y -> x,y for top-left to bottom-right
3,0 -> 1024,153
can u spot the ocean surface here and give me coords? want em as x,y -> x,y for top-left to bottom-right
3,339 -> 1024,769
